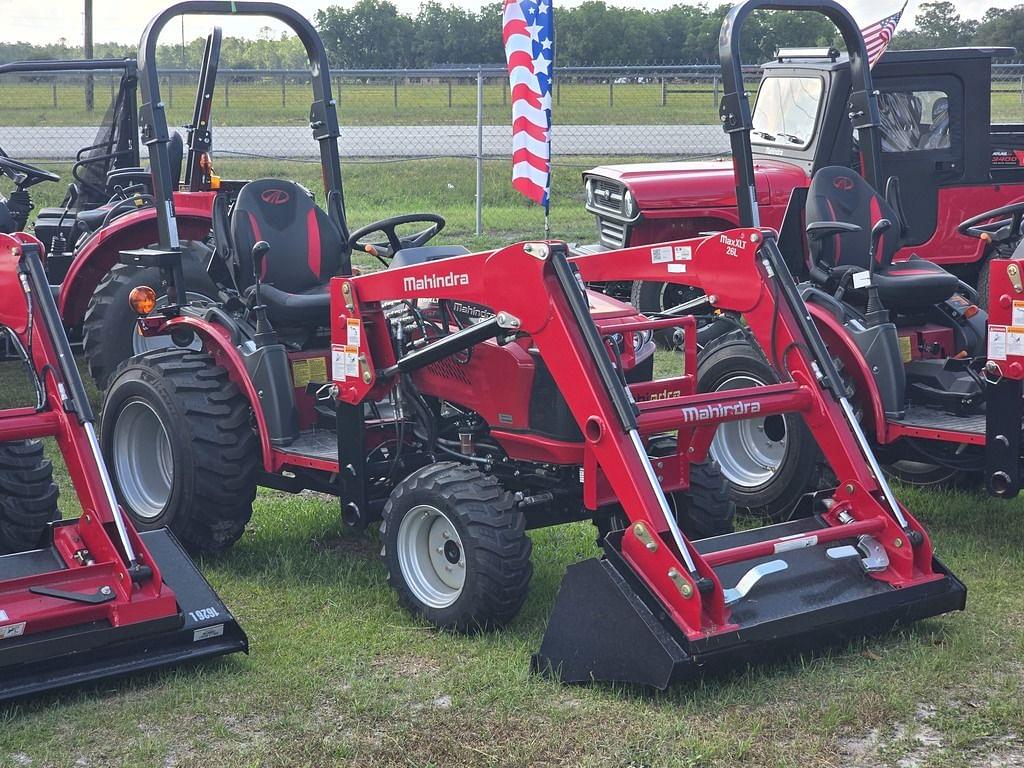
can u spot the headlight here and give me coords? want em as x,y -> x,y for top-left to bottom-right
624,189 -> 638,218
585,179 -> 595,206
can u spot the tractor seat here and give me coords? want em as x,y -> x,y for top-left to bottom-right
871,256 -> 959,310
226,179 -> 348,329
805,166 -> 958,312
390,245 -> 470,269
253,283 -> 331,327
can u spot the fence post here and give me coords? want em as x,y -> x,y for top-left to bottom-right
476,70 -> 484,237
224,76 -> 229,108
712,74 -> 719,108
661,77 -> 666,107
448,79 -> 452,108
609,77 -> 614,107
167,76 -> 173,108
1019,75 -> 1023,106
556,75 -> 561,106
282,74 -> 287,108
52,79 -> 57,109
393,78 -> 398,109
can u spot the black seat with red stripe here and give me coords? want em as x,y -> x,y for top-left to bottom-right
226,178 -> 346,327
805,166 -> 957,311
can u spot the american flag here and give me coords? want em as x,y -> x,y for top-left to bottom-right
860,2 -> 907,68
502,0 -> 553,211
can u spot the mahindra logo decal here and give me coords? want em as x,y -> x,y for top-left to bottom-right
833,176 -> 855,192
403,272 -> 471,292
260,189 -> 291,205
681,401 -> 762,422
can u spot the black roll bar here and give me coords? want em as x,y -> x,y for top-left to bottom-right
718,0 -> 883,227
0,59 -> 136,76
137,1 -> 349,259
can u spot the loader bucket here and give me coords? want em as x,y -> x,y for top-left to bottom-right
534,522 -> 966,688
0,527 -> 247,703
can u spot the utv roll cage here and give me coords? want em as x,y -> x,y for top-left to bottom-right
719,0 -> 885,227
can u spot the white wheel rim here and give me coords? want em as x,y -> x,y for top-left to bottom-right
131,290 -> 213,355
396,504 -> 465,608
710,373 -> 789,489
112,399 -> 174,520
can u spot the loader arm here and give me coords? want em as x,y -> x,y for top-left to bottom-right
332,234 -> 954,655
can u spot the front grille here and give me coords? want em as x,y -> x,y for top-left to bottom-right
598,217 -> 627,248
591,179 -> 625,216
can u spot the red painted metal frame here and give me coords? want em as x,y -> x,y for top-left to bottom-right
0,234 -> 180,639
329,233 -> 945,641
58,191 -> 215,326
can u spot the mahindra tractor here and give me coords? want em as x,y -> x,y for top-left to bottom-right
578,40 -> 1024,321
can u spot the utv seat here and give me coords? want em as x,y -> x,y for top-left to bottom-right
390,245 -> 470,269
918,97 -> 950,150
805,166 -> 958,311
219,178 -> 347,328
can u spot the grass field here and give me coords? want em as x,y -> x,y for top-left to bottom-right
4,76 -> 1024,128
0,159 -> 1022,767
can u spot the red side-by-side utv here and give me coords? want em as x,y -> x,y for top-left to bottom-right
96,0 -> 965,687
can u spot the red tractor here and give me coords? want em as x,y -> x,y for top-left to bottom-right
97,0 -> 964,688
577,9 -> 1023,319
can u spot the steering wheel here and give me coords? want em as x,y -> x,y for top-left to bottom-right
348,213 -> 446,262
957,201 -> 1024,244
0,155 -> 60,188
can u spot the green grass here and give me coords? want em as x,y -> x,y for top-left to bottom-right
5,77 -> 1024,128
0,158 -> 1022,766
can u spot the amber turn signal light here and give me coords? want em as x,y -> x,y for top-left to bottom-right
129,285 -> 157,315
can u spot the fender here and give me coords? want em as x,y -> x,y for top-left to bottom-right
58,191 -> 216,326
806,301 -> 887,439
139,313 -> 275,471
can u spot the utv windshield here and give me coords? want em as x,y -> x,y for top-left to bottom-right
751,76 -> 824,149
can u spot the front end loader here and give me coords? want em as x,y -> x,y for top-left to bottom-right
0,231 -> 245,702
330,230 -> 965,686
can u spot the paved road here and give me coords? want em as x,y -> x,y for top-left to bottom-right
1,124 -> 728,161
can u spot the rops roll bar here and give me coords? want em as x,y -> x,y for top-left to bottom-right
718,0 -> 883,227
136,1 -> 348,254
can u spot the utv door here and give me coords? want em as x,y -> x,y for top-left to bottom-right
873,74 -> 964,246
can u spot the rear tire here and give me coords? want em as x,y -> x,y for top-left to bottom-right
100,349 -> 258,554
83,242 -> 218,389
0,440 -> 60,554
697,335 -> 819,521
380,462 -> 532,633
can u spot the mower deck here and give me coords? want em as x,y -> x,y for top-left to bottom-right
535,516 -> 966,688
0,528 -> 246,703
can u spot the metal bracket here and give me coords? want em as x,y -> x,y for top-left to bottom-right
29,585 -> 116,605
826,534 -> 890,573
722,559 -> 788,606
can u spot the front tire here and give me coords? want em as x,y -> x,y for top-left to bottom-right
380,463 -> 532,633
100,349 -> 259,554
594,461 -> 735,544
0,440 -> 60,554
697,335 -> 819,521
83,241 -> 219,389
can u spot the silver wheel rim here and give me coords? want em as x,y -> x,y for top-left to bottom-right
131,290 -> 213,355
710,373 -> 788,490
112,399 -> 174,521
396,504 -> 465,608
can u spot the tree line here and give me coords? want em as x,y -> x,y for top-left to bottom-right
1,1 -> 1021,69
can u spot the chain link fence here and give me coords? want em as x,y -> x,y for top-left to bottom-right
1,63 -> 1023,234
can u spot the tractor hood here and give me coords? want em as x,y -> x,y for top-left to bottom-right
586,158 -> 809,211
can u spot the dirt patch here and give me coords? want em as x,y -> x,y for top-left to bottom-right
838,703 -> 945,768
310,534 -> 376,557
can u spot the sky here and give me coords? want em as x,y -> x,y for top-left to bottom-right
1,0 -> 1019,47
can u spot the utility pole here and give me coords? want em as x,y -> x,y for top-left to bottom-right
84,0 -> 94,111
